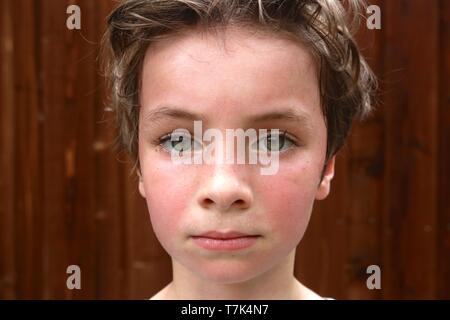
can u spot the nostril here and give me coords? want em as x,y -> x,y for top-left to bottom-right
200,198 -> 248,210
202,198 -> 214,206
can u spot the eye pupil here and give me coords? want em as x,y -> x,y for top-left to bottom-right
171,135 -> 190,152
171,135 -> 184,150
264,132 -> 286,151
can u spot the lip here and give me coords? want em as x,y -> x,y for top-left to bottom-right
191,231 -> 261,251
195,231 -> 258,239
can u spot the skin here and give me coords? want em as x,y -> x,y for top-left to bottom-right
137,24 -> 335,300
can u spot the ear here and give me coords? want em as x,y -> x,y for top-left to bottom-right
315,155 -> 336,200
137,169 -> 146,199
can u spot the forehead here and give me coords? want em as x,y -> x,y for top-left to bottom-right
139,25 -> 322,126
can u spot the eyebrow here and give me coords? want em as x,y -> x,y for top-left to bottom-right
142,106 -> 205,124
249,109 -> 311,125
142,105 -> 312,127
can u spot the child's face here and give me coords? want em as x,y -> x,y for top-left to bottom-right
138,26 -> 335,283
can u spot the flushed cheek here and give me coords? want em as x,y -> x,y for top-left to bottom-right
262,185 -> 313,246
140,156 -> 195,249
256,165 -> 319,246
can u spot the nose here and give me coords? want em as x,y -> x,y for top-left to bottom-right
196,165 -> 253,212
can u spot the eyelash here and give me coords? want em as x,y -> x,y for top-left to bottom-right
153,129 -> 301,155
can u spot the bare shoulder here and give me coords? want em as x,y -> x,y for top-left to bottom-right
149,290 -> 164,300
298,282 -> 332,300
149,283 -> 172,300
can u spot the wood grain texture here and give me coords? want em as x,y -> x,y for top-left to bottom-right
438,0 -> 450,300
381,0 -> 439,299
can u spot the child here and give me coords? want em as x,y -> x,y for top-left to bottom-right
101,0 -> 377,299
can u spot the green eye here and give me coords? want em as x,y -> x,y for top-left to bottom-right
252,130 -> 295,153
159,129 -> 202,154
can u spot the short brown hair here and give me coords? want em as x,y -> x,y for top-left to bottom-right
101,0 -> 378,173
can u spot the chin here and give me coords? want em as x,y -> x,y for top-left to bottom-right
193,259 -> 269,284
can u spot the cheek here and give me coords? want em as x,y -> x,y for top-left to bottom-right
257,159 -> 321,242
139,150 -> 194,242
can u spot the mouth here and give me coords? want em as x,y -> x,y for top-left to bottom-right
191,231 -> 261,251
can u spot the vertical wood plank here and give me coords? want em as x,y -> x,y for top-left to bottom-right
382,0 -> 439,299
0,0 -> 17,300
40,0 -> 69,298
438,0 -> 450,300
66,0 -> 99,299
94,0 -> 130,299
39,0 -> 98,299
9,0 -> 43,299
346,0 -> 384,299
